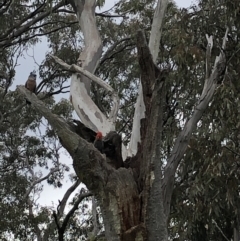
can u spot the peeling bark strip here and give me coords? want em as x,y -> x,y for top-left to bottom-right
162,28 -> 229,218
128,0 -> 169,158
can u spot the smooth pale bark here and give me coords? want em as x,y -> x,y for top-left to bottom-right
50,55 -> 119,134
68,0 -> 116,134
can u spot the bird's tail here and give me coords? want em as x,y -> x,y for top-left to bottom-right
25,98 -> 31,105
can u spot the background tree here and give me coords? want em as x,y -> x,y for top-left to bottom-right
1,0 -> 240,240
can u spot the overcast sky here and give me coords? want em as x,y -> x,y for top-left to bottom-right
13,0 -> 195,208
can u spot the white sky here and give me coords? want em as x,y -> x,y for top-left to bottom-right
13,0 -> 195,208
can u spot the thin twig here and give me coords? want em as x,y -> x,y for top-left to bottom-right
212,219 -> 230,241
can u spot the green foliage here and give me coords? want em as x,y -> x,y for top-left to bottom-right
167,0 -> 240,240
96,0 -> 105,9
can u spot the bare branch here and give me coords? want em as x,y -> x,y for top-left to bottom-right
61,191 -> 92,232
149,0 -> 169,62
0,0 -> 68,48
67,0 -> 117,135
53,190 -> 92,240
0,0 -> 14,15
223,146 -> 240,157
23,166 -> 60,200
99,37 -> 132,66
0,111 -> 3,125
163,28 -> 229,218
50,54 -> 120,124
96,12 -> 125,18
213,219 -> 231,241
57,179 -> 81,217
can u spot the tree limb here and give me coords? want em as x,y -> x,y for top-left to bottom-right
136,29 -> 168,241
205,34 -> 213,79
50,54 -> 120,125
17,85 -> 113,194
23,167 -> 60,200
61,191 -> 92,233
99,37 -> 132,66
162,28 -> 229,218
127,0 -> 169,157
149,0 -> 169,63
0,0 -> 67,48
57,179 -> 81,217
213,219 -> 231,241
67,0 -> 114,135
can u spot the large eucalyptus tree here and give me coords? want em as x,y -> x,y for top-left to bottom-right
1,0 -> 240,240
17,0 -> 230,240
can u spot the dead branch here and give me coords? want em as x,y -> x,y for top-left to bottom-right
50,54 -> 120,123
162,28 -> 229,218
57,179 -> 81,217
53,191 -> 92,241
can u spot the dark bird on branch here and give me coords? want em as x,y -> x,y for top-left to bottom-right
103,131 -> 124,169
25,71 -> 37,104
72,119 -> 96,143
64,120 -> 124,169
94,131 -> 104,153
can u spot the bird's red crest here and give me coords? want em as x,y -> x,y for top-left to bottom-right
96,131 -> 103,140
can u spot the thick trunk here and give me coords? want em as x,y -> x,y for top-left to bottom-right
135,30 -> 169,240
98,168 -> 142,241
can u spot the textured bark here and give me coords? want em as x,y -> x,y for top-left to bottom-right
99,168 -> 141,241
136,30 -> 168,241
128,0 -> 169,157
18,86 -> 141,241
